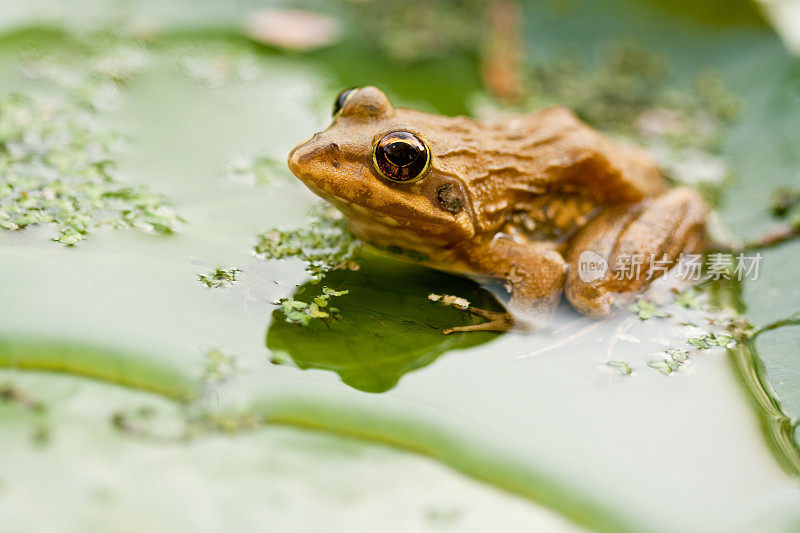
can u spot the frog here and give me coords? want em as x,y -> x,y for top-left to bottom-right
288,86 -> 708,333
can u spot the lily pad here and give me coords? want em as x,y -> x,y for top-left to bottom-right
267,251 -> 501,393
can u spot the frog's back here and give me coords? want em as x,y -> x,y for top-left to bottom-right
420,106 -> 667,233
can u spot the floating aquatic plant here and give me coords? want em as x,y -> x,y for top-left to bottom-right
628,298 -> 670,320
254,206 -> 359,280
202,348 -> 238,384
278,286 -> 349,326
687,332 -> 736,350
606,360 -> 632,375
675,288 -> 704,310
0,93 -> 182,245
197,268 -> 241,288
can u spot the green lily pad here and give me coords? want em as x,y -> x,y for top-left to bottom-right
267,251 -> 501,393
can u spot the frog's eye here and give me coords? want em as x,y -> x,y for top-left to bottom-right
372,131 -> 431,183
333,87 -> 356,116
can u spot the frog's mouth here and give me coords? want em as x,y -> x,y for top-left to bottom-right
296,174 -> 455,241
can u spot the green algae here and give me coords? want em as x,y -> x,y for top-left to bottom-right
0,33 -> 182,245
675,288 -> 704,310
687,331 -> 736,350
647,348 -> 691,375
254,205 -> 359,280
278,286 -> 349,326
197,267 -> 241,288
0,93 -> 181,245
606,360 -> 632,375
628,298 -> 671,320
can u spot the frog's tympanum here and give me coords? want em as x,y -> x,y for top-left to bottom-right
288,87 -> 708,332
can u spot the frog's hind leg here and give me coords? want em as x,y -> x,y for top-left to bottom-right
564,187 -> 708,317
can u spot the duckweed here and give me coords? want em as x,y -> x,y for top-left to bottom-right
254,206 -> 359,280
628,299 -> 670,320
197,268 -> 241,288
606,360 -> 632,375
278,286 -> 349,326
0,94 -> 182,245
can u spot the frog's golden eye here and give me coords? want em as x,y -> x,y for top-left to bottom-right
372,131 -> 431,183
333,87 -> 356,116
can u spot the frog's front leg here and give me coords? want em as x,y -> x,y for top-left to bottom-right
564,187 -> 708,317
448,235 -> 566,333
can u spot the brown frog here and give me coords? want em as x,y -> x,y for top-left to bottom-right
288,86 -> 708,332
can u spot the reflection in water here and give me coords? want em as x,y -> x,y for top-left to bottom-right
266,251 -> 503,392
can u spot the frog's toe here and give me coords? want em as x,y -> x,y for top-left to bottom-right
443,307 -> 514,335
466,307 -> 509,321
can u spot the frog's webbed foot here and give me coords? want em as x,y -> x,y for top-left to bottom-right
443,307 -> 514,335
565,187 -> 708,317
450,236 -> 567,333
